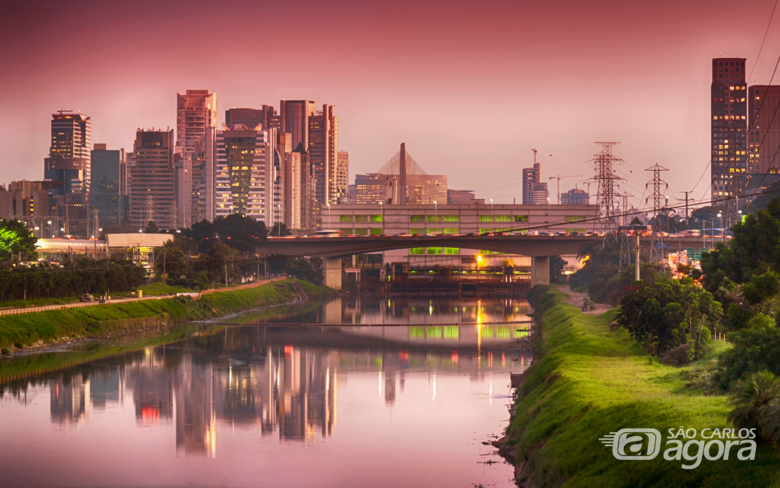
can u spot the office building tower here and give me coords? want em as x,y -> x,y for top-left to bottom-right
711,58 -> 748,198
522,159 -> 549,205
0,181 -> 58,225
336,151 -> 349,203
293,142 -> 317,233
44,111 -> 92,196
308,105 -> 338,204
225,107 -> 275,130
176,90 -> 217,224
91,144 -> 128,228
561,188 -> 589,205
215,126 -> 278,225
748,85 -> 780,174
128,130 -> 176,229
279,100 -> 316,149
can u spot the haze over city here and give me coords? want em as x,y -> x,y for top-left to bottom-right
3,0 -> 780,206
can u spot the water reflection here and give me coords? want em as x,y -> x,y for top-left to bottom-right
0,298 -> 531,487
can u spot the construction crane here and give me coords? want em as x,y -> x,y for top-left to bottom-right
549,174 -> 583,204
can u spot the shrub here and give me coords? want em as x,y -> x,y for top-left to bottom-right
728,371 -> 780,445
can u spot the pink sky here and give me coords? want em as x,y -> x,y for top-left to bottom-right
1,0 -> 779,210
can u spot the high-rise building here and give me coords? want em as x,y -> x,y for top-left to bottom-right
44,111 -> 92,197
336,151 -> 349,203
0,180 -> 59,224
128,130 -> 176,229
177,90 -> 217,224
279,100 -> 316,149
748,85 -> 780,174
561,188 -> 589,205
711,58 -> 748,199
91,143 -> 128,229
293,142 -> 317,233
225,107 -> 275,130
308,104 -> 338,205
522,160 -> 549,204
215,126 -> 278,225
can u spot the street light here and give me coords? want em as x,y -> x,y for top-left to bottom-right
433,200 -> 437,233
717,212 -> 723,242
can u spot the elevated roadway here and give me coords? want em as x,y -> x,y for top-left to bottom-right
258,234 -> 710,289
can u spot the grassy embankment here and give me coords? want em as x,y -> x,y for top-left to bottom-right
505,286 -> 780,487
0,279 -> 333,351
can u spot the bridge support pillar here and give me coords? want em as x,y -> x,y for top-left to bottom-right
531,256 -> 550,287
323,256 -> 342,290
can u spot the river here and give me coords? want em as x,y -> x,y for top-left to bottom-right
0,296 -> 532,487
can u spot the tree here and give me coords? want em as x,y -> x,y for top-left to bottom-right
616,279 -> 722,359
269,222 -> 291,237
145,221 -> 159,233
0,219 -> 37,261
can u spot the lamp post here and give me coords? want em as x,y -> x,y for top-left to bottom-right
379,201 -> 383,233
490,198 -> 494,229
717,212 -> 723,242
47,220 -> 52,238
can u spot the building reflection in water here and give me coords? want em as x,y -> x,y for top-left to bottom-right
5,298 -> 533,457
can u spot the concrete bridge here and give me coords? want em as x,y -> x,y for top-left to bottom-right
258,234 -> 710,289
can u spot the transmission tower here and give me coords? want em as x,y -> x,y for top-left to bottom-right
592,142 -> 624,233
645,164 -> 670,266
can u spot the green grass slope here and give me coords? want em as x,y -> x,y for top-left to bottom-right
0,279 -> 333,350
507,287 -> 780,487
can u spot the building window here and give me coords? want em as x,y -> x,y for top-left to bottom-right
443,227 -> 459,234
427,215 -> 441,222
479,228 -> 493,234
410,215 -> 425,222
410,228 -> 426,234
565,228 -> 587,233
427,228 -> 441,235
496,215 -> 511,222
565,215 -> 587,223
370,228 -> 383,235
479,215 -> 493,222
355,215 -> 368,222
443,215 -> 459,222
427,247 -> 442,255
354,228 -> 368,235
340,228 -> 352,234
339,215 -> 352,222
513,215 -> 528,222
444,247 -> 459,255
370,215 -> 383,222
410,247 -> 425,255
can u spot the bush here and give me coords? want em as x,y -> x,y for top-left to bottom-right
715,325 -> 780,389
615,279 -> 721,358
662,343 -> 690,367
728,371 -> 780,446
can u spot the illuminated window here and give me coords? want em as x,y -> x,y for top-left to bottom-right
443,215 -> 459,222
410,247 -> 425,255
427,247 -> 442,254
339,215 -> 353,222
410,215 -> 425,222
444,247 -> 459,255
370,215 -> 383,222
427,215 -> 441,222
355,215 -> 368,222
479,215 -> 493,222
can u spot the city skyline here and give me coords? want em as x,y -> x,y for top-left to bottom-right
3,0 -> 780,209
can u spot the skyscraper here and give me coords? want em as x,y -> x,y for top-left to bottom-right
748,85 -> 780,174
336,151 -> 349,203
128,130 -> 176,229
91,143 -> 128,229
279,100 -> 316,149
176,90 -> 217,223
44,111 -> 92,195
308,105 -> 338,204
225,107 -> 274,130
522,157 -> 549,204
215,126 -> 278,225
44,111 -> 92,234
711,58 -> 748,199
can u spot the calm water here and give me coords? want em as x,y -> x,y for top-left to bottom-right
0,297 -> 532,487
